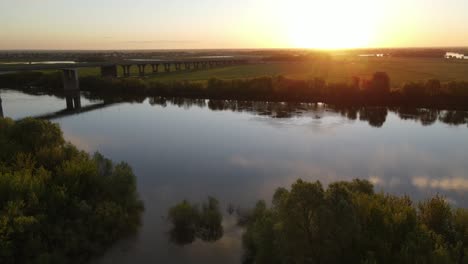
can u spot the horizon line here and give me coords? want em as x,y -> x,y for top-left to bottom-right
1,46 -> 468,52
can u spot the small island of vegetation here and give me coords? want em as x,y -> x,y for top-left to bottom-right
0,118 -> 144,263
168,197 -> 223,245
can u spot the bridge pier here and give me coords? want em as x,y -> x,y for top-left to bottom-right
122,65 -> 132,77
62,69 -> 80,91
151,64 -> 159,73
184,62 -> 191,70
100,65 -> 118,78
137,64 -> 146,77
164,63 -> 171,72
65,90 -> 81,110
0,96 -> 3,118
193,62 -> 200,69
175,63 -> 181,71
202,62 -> 208,68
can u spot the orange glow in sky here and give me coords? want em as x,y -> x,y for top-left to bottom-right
0,0 -> 467,50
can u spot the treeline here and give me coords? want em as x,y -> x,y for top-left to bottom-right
0,118 -> 144,263
80,73 -> 468,109
352,48 -> 447,58
0,71 -> 62,94
241,179 -> 468,264
2,71 -> 468,109
390,48 -> 446,58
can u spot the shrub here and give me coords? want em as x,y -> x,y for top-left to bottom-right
168,197 -> 223,245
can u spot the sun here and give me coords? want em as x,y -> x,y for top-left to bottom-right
284,0 -> 381,49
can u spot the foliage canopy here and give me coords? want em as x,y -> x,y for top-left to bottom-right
242,179 -> 468,264
0,118 -> 144,264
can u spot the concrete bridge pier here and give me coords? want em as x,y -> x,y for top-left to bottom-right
202,62 -> 208,68
175,63 -> 181,71
164,63 -> 171,72
62,69 -> 80,91
193,62 -> 200,69
100,65 -> 118,78
137,64 -> 146,77
0,96 -> 3,118
65,90 -> 81,110
184,62 -> 191,70
209,61 -> 215,68
151,64 -> 159,73
122,65 -> 132,77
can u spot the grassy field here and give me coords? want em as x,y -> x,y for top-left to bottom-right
43,57 -> 468,88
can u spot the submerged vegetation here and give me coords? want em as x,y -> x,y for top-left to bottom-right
241,179 -> 468,264
0,118 -> 144,263
168,197 -> 223,245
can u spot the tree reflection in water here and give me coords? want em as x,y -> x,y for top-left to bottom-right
359,107 -> 388,128
148,96 -> 468,128
168,197 -> 223,246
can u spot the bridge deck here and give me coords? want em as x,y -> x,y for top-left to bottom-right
0,58 -> 247,72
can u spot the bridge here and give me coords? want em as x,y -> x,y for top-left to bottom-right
0,58 -> 248,92
0,90 -> 120,121
0,58 -> 248,119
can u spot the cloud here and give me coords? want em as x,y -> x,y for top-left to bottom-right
62,131 -> 110,153
228,155 -> 347,183
412,176 -> 468,191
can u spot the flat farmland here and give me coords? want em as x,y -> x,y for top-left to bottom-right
28,56 -> 468,88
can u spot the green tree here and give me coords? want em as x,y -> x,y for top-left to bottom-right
241,179 -> 468,264
0,118 -> 144,264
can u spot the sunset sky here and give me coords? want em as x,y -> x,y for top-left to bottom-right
1,0 -> 467,50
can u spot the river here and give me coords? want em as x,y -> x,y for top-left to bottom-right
1,89 -> 468,263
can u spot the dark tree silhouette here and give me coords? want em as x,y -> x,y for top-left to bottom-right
370,71 -> 391,95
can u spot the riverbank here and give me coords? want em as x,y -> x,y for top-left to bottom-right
79,74 -> 468,110
1,70 -> 468,110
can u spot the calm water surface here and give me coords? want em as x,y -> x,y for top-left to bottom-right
1,89 -> 468,263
